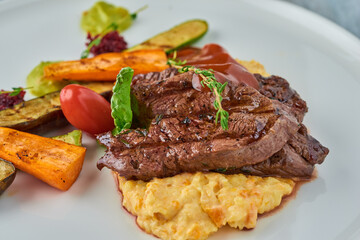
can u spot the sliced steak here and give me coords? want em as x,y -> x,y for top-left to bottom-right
98,68 -> 328,181
98,82 -> 300,181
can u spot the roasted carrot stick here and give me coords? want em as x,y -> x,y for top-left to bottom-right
43,49 -> 168,81
0,127 -> 86,191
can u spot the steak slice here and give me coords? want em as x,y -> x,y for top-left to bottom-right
239,144 -> 316,179
223,125 -> 329,179
98,82 -> 300,181
132,69 -> 308,122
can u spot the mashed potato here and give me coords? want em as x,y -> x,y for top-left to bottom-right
117,173 -> 294,240
116,60 -> 295,240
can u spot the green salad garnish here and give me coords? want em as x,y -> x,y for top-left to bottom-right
80,1 -> 147,35
26,61 -> 67,97
111,67 -> 134,135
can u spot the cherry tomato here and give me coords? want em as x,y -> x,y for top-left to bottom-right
60,84 -> 114,135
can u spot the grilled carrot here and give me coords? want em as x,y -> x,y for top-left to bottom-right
0,127 -> 86,191
43,49 -> 168,81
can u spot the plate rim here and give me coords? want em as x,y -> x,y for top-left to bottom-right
0,1 -> 359,240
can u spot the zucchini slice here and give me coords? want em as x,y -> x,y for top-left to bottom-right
127,19 -> 208,53
0,158 -> 16,195
0,82 -> 114,134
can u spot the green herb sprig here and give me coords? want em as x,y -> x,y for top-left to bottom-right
167,54 -> 229,130
0,87 -> 30,96
130,5 -> 148,19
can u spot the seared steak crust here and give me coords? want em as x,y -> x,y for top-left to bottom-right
255,74 -> 308,122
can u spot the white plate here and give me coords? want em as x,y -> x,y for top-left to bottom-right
1,0 -> 360,239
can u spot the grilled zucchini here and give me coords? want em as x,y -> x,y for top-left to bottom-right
127,19 -> 208,53
0,159 -> 16,195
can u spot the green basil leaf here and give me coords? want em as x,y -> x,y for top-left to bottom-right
111,67 -> 134,135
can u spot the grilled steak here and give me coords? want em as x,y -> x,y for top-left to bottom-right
97,67 -> 328,181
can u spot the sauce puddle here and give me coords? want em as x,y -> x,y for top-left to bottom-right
174,43 -> 259,91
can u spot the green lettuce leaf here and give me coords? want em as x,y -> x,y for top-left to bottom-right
80,1 -> 133,35
26,61 -> 67,97
111,67 -> 134,135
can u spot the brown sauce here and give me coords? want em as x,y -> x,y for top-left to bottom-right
175,43 -> 259,91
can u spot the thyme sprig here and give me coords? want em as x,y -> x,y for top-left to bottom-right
167,53 -> 229,130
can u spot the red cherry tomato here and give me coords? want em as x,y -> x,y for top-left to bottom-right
60,84 -> 114,135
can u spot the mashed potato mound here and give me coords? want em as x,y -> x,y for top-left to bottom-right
118,172 -> 294,240
116,60 -> 294,240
